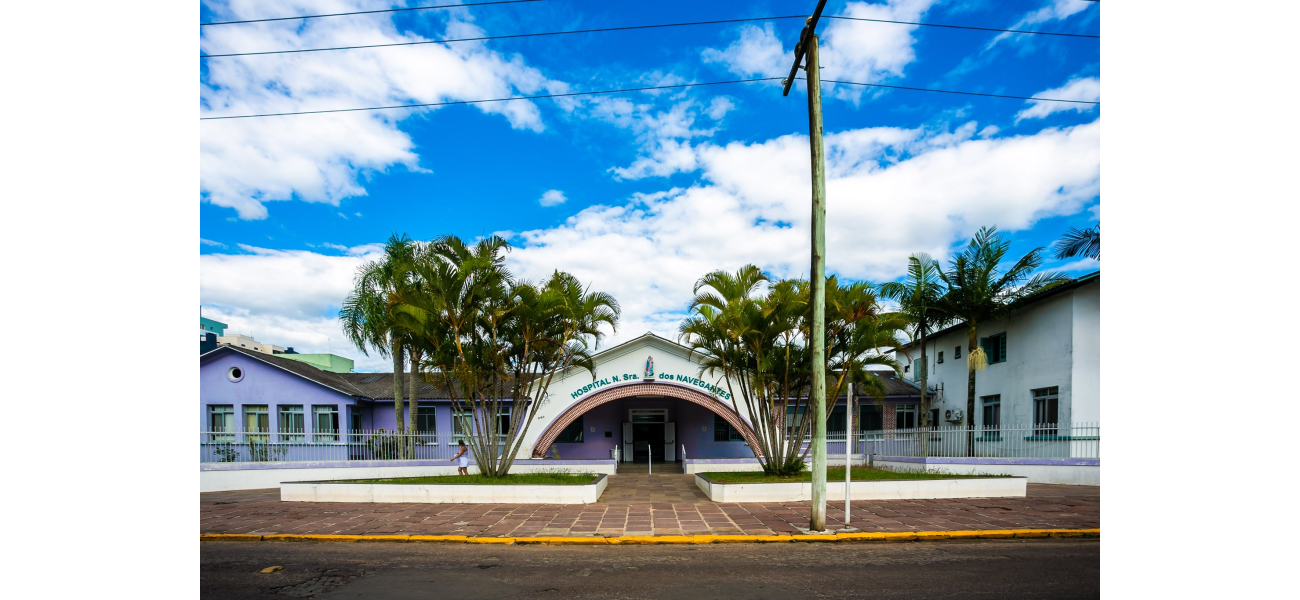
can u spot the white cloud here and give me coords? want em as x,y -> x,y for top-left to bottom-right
701,1 -> 939,102
706,97 -> 736,120
701,23 -> 787,77
989,0 -> 1093,47
504,119 -> 1101,347
539,190 -> 567,207
200,243 -> 391,370
200,238 -> 226,247
201,120 -> 1100,367
1016,77 -> 1100,121
200,0 -> 566,219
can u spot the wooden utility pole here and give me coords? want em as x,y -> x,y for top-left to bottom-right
783,0 -> 829,532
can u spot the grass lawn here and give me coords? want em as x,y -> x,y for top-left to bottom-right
333,473 -> 599,485
703,467 -> 1010,484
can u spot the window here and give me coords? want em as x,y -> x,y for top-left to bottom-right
416,403 -> 437,436
279,405 -> 304,441
313,405 -> 339,442
895,404 -> 916,430
227,366 -> 243,382
784,405 -> 807,436
981,395 -> 1001,435
913,361 -> 926,382
859,405 -> 883,432
714,414 -> 744,442
828,404 -> 847,433
954,346 -> 961,359
244,405 -> 269,441
556,416 -> 585,443
980,332 -> 1008,364
630,409 -> 666,423
453,409 -> 472,440
937,351 -> 944,364
1033,387 -> 1060,435
903,364 -> 910,373
208,405 -> 234,441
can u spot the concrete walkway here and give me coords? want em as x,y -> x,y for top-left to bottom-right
200,476 -> 1099,538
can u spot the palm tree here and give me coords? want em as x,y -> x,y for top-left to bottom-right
879,254 -> 949,454
392,235 -> 620,478
938,227 -> 1070,455
1051,224 -> 1100,260
339,233 -> 418,434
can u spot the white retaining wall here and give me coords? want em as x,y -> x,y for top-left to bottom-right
282,475 -> 608,504
201,460 -> 618,492
876,459 -> 1100,486
695,474 -> 1027,502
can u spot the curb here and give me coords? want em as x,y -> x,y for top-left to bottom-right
201,528 -> 1098,545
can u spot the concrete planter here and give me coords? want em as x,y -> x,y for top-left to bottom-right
875,457 -> 1100,486
201,459 -> 617,492
694,474 -> 1026,502
282,474 -> 608,504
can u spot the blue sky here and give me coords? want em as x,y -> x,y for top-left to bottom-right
199,0 -> 1100,370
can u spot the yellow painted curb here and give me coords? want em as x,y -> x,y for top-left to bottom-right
612,535 -> 694,544
790,534 -> 838,542
1012,529 -> 1052,538
201,534 -> 263,542
203,528 -> 1098,544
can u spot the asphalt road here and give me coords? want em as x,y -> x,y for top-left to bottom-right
202,539 -> 1098,599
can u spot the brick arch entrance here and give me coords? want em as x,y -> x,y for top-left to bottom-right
531,382 -> 764,458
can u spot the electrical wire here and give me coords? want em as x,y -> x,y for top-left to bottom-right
201,16 -> 808,58
201,14 -> 1098,59
820,80 -> 1100,104
821,16 -> 1098,39
200,77 -> 1098,121
200,0 -> 542,26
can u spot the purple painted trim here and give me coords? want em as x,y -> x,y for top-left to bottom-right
201,458 -> 617,471
876,456 -> 1100,467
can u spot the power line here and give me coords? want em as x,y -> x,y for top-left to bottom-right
820,80 -> 1099,104
201,78 -> 780,120
821,16 -> 1098,39
200,77 -> 1098,121
201,14 -> 1098,59
201,16 -> 807,59
200,0 -> 542,27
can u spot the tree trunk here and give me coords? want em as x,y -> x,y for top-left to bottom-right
391,339 -> 405,435
407,349 -> 421,434
406,348 -> 422,460
966,329 -> 977,457
919,330 -> 929,457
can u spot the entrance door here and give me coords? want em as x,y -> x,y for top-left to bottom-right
664,422 -> 676,461
622,422 -> 634,462
632,423 -> 665,461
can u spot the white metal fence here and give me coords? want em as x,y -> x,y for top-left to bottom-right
199,429 -> 504,464
816,422 -> 1100,459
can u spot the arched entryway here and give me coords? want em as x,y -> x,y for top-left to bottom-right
531,381 -> 764,458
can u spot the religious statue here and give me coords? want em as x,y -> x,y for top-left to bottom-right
644,355 -> 654,378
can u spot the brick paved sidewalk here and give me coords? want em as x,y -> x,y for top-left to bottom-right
200,475 -> 1098,537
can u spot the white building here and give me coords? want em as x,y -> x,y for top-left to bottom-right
215,333 -> 285,355
895,272 -> 1100,430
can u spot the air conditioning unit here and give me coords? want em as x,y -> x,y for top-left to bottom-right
945,409 -> 963,422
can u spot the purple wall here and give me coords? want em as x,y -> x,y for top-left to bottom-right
544,397 -> 757,460
200,352 -> 362,434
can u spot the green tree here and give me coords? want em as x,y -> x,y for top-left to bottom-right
1051,224 -> 1100,260
879,253 -> 950,455
339,233 -> 419,434
393,235 -> 619,478
938,227 -> 1069,455
679,267 -> 906,476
